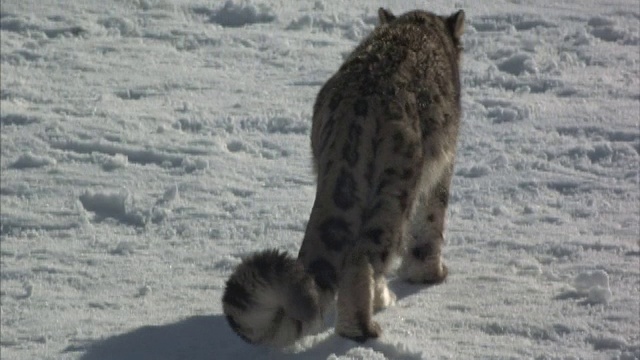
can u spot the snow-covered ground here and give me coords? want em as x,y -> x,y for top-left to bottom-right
1,0 -> 638,359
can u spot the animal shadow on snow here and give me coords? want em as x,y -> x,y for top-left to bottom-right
78,315 -> 236,360
77,281 -> 428,360
387,276 -> 438,301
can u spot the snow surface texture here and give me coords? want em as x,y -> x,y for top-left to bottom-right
1,0 -> 639,359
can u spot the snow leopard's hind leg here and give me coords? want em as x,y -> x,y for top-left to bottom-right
399,161 -> 454,284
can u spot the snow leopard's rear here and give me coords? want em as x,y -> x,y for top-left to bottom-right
223,7 -> 464,346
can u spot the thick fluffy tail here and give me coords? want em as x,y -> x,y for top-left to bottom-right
222,250 -> 323,347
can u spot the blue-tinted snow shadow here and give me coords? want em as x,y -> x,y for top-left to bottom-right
76,312 -> 422,360
74,278 -> 435,360
388,276 -> 441,301
78,315 -> 248,360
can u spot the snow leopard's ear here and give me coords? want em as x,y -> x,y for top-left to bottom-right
378,8 -> 396,24
446,10 -> 465,41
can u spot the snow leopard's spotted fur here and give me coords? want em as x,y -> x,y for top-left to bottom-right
223,7 -> 464,346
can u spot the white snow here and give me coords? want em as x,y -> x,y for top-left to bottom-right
1,0 -> 639,359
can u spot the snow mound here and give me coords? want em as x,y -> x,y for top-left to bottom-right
50,138 -> 184,168
10,152 -> 56,169
574,270 -> 610,291
98,16 -> 140,37
488,106 -> 521,123
208,1 -> 276,27
0,13 -> 85,39
287,13 -> 373,40
587,16 -> 637,44
555,270 -> 614,305
92,153 -> 129,171
181,157 -> 208,173
498,53 -> 538,75
222,114 -> 309,135
590,26 -> 631,43
574,270 -> 612,305
588,334 -> 628,350
286,331 -> 424,360
327,348 -> 392,360
78,190 -> 148,227
471,13 -> 557,32
478,98 -> 531,123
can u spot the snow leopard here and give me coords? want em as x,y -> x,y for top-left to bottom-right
223,7 -> 464,346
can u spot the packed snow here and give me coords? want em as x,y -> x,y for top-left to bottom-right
1,0 -> 638,359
